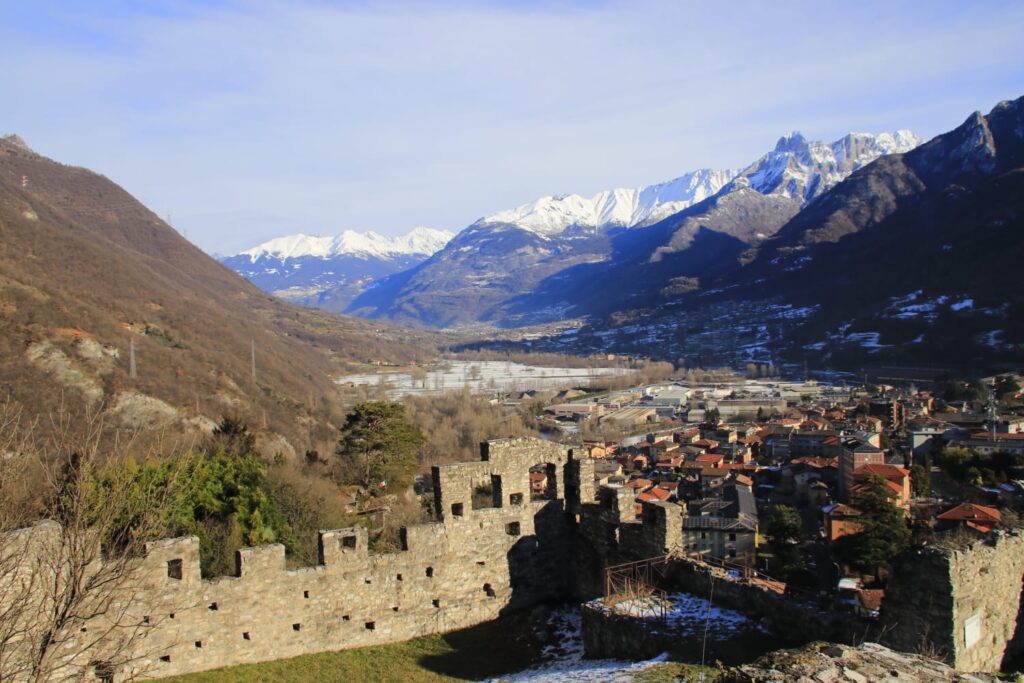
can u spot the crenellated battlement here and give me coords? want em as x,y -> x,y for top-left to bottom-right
1,437 -> 623,681
21,434 -> 972,681
10,434 -> 1021,679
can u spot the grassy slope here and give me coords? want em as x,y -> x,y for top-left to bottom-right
156,615 -> 715,683
158,615 -> 544,683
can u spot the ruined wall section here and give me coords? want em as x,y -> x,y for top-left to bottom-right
881,531 -> 1024,672
571,484 -> 686,599
3,438 -> 589,681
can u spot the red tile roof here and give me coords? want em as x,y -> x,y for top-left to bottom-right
857,589 -> 885,611
937,503 -> 1002,524
855,463 -> 909,479
638,488 -> 671,502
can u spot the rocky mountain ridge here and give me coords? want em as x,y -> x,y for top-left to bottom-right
220,227 -> 453,311
511,96 -> 1024,373
479,167 -> 738,237
347,129 -> 917,327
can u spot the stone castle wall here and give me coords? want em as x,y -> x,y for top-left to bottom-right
3,437 -> 589,681
882,531 -> 1024,672
6,436 -> 1024,679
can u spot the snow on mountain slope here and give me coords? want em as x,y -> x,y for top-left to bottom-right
348,128 -> 922,328
472,130 -> 917,240
480,168 -> 738,237
220,227 -> 453,313
239,227 -> 453,262
731,130 -> 920,205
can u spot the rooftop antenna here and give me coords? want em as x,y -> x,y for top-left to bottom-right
129,339 -> 137,380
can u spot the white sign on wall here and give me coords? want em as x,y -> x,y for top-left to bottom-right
964,612 -> 983,649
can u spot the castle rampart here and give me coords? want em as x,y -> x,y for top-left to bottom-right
2,438 -> 586,680
4,437 -> 1024,679
881,531 -> 1024,671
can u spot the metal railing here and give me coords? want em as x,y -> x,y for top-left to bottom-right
603,556 -> 671,623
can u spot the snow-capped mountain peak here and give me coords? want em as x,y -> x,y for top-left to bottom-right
471,129 -> 919,240
239,227 -> 453,262
478,167 -> 739,238
731,129 -> 921,205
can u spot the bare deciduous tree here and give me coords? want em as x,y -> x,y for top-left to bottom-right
0,402 -> 190,682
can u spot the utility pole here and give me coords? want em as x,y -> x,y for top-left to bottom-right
129,339 -> 137,380
987,379 -> 998,443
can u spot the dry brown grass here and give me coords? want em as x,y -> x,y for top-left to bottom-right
0,138 -> 443,455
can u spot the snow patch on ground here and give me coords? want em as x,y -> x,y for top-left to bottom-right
490,608 -> 668,683
951,298 -> 974,311
783,255 -> 813,272
608,592 -> 758,635
495,593 -> 762,682
846,332 -> 885,350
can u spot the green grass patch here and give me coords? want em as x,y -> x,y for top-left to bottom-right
633,662 -> 716,682
158,613 -> 544,683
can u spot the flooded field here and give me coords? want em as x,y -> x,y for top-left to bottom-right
336,360 -> 631,400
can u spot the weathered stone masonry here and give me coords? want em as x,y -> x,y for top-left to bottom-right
3,438 -> 599,680
881,531 -> 1024,672
5,437 -> 1024,679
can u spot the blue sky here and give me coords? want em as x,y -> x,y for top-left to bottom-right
3,1 -> 1023,255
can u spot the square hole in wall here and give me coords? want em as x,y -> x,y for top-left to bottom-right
166,559 -> 183,580
365,621 -> 376,631
143,616 -> 150,625
426,566 -> 434,578
396,574 -> 403,581
509,493 -> 524,506
506,521 -> 521,536
292,623 -> 301,632
342,615 -> 351,621
476,560 -> 486,566
168,613 -> 175,620
451,502 -> 464,517
208,602 -> 218,611
159,655 -> 171,663
483,583 -> 496,598
91,660 -> 114,683
392,606 -> 399,612
341,535 -> 357,550
194,641 -> 202,649
303,590 -> 310,599
364,578 -> 372,584
243,632 -> 251,640
432,599 -> 440,608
